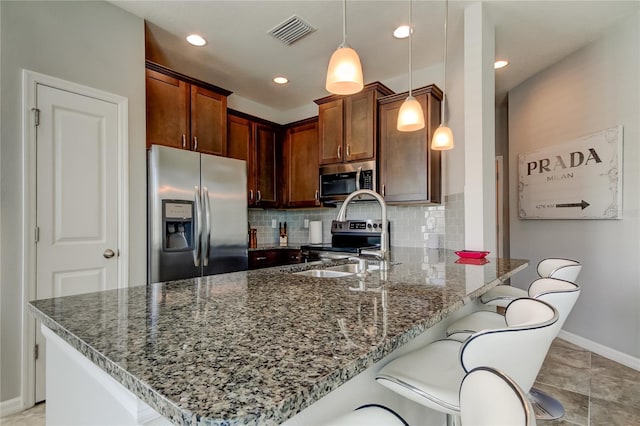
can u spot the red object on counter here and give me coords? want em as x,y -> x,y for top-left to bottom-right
455,250 -> 490,259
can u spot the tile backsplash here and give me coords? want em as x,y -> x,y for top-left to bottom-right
248,192 -> 464,249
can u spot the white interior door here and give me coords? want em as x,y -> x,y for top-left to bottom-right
34,84 -> 121,401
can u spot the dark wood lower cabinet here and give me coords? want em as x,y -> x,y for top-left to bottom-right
249,249 -> 301,270
378,85 -> 443,204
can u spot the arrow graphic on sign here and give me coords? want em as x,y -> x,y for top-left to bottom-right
556,200 -> 590,210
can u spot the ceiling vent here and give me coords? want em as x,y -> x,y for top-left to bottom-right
268,15 -> 315,45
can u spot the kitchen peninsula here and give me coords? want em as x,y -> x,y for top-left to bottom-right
29,248 -> 527,426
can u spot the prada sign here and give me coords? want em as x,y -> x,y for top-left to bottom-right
518,126 -> 623,219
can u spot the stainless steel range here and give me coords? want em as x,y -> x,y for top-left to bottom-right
300,219 -> 389,261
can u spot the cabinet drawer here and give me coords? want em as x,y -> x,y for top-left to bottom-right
284,249 -> 302,264
249,250 -> 281,269
248,249 -> 303,269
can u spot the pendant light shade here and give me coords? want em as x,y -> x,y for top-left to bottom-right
397,96 -> 425,132
326,45 -> 364,95
326,0 -> 364,95
397,0 -> 425,132
432,123 -> 454,150
431,0 -> 454,150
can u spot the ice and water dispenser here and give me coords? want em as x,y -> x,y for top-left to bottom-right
162,200 -> 194,251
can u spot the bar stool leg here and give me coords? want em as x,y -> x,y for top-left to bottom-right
445,413 -> 461,426
529,388 -> 565,420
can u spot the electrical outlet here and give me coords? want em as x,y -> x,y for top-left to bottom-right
272,219 -> 277,228
304,219 -> 309,228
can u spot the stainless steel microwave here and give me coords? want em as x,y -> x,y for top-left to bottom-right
319,160 -> 376,202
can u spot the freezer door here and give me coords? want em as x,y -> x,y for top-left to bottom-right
148,145 -> 202,283
201,154 -> 248,275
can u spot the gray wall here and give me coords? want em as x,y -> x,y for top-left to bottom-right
0,1 -> 146,403
508,12 -> 639,357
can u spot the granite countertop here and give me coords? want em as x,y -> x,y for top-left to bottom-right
29,248 -> 527,426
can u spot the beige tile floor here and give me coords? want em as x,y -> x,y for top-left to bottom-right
1,338 -> 638,425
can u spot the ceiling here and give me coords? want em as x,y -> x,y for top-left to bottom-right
111,1 -> 638,112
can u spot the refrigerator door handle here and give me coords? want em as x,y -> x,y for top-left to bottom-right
193,186 -> 202,267
203,187 -> 211,266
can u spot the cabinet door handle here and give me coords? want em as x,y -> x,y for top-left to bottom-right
256,190 -> 262,203
193,136 -> 198,151
315,189 -> 319,201
382,184 -> 386,197
337,145 -> 342,159
346,144 -> 350,158
256,256 -> 267,261
182,134 -> 186,149
249,189 -> 254,203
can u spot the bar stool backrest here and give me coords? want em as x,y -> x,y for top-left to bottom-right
528,278 -> 581,330
537,258 -> 582,282
460,298 -> 559,393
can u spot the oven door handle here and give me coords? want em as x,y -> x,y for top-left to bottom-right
355,167 -> 362,191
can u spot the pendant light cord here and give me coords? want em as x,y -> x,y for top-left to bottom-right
408,0 -> 413,97
441,0 -> 449,124
342,0 -> 347,46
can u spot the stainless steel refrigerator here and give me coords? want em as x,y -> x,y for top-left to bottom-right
148,145 -> 248,283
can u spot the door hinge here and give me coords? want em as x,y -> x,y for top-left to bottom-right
34,344 -> 39,360
32,108 -> 40,127
35,226 -> 40,243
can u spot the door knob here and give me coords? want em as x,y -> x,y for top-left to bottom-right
103,249 -> 116,259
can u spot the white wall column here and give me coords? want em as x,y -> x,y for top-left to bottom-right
463,2 -> 496,253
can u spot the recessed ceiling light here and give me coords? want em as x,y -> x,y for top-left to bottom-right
186,34 -> 207,47
494,60 -> 509,69
393,25 -> 411,39
273,76 -> 289,84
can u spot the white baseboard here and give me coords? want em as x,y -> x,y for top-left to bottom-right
558,330 -> 640,371
0,396 -> 24,418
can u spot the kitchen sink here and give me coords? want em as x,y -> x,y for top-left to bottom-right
292,262 -> 382,278
293,269 -> 354,278
325,263 -> 380,273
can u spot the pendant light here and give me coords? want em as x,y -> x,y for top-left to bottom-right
432,0 -> 454,150
326,0 -> 364,95
397,0 -> 425,132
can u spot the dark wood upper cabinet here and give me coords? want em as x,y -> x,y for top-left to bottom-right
227,114 -> 255,205
345,88 -> 377,161
254,123 -> 277,207
317,99 -> 343,164
283,118 -> 320,208
145,62 -> 231,153
145,69 -> 189,149
378,85 -> 443,204
227,111 -> 279,208
190,85 -> 227,156
315,82 -> 394,165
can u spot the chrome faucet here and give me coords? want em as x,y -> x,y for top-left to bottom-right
336,189 -> 389,270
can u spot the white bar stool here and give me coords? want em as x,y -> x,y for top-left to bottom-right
448,278 -> 581,420
481,258 -> 581,308
375,298 -> 559,425
326,368 -> 536,426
